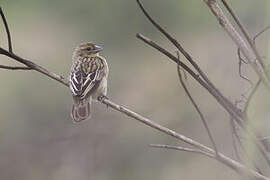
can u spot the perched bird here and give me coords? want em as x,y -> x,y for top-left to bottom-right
69,42 -> 109,122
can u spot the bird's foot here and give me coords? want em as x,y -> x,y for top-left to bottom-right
98,95 -> 108,102
98,95 -> 109,108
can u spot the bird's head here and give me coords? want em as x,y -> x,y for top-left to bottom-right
74,42 -> 103,57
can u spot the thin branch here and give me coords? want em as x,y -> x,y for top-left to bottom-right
253,26 -> 270,44
150,144 -> 214,158
176,52 -> 218,156
237,48 -> 248,64
151,143 -> 265,174
230,115 -> 265,175
0,47 -> 68,86
244,79 -> 261,113
221,0 -> 266,71
0,64 -> 32,70
237,48 -> 253,85
230,116 -> 241,161
204,0 -> 270,89
0,7 -> 13,53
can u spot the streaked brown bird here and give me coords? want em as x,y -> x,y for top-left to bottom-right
69,42 -> 109,123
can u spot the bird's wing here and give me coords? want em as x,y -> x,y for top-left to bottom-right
70,57 -> 106,99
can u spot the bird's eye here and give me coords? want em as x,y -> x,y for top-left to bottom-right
86,47 -> 92,51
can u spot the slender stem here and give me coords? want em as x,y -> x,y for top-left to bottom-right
237,48 -> 253,85
230,116 -> 241,161
253,26 -> 270,44
177,64 -> 218,156
0,47 -> 68,87
244,80 -> 261,113
150,144 -> 214,158
0,64 -> 32,70
0,7 -> 13,53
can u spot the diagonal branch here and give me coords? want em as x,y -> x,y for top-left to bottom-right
150,144 -> 214,158
0,47 -> 68,86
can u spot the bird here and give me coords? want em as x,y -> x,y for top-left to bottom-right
69,42 -> 109,123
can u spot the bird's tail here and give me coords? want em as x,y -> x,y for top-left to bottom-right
71,97 -> 91,123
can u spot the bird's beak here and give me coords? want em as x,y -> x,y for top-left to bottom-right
93,45 -> 103,53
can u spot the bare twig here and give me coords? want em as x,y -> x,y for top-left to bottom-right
237,48 -> 248,64
230,116 -> 241,161
151,143 -> 263,176
230,115 -> 265,175
0,64 -> 32,70
0,47 -> 68,86
253,26 -> 270,44
0,7 -> 12,53
150,144 -> 214,158
244,79 -> 261,113
237,48 -> 253,85
176,52 -> 218,156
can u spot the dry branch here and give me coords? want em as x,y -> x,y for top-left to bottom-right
150,144 -> 214,157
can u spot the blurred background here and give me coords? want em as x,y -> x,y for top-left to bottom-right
0,0 -> 269,179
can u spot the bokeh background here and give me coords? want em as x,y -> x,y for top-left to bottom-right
0,0 -> 269,179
